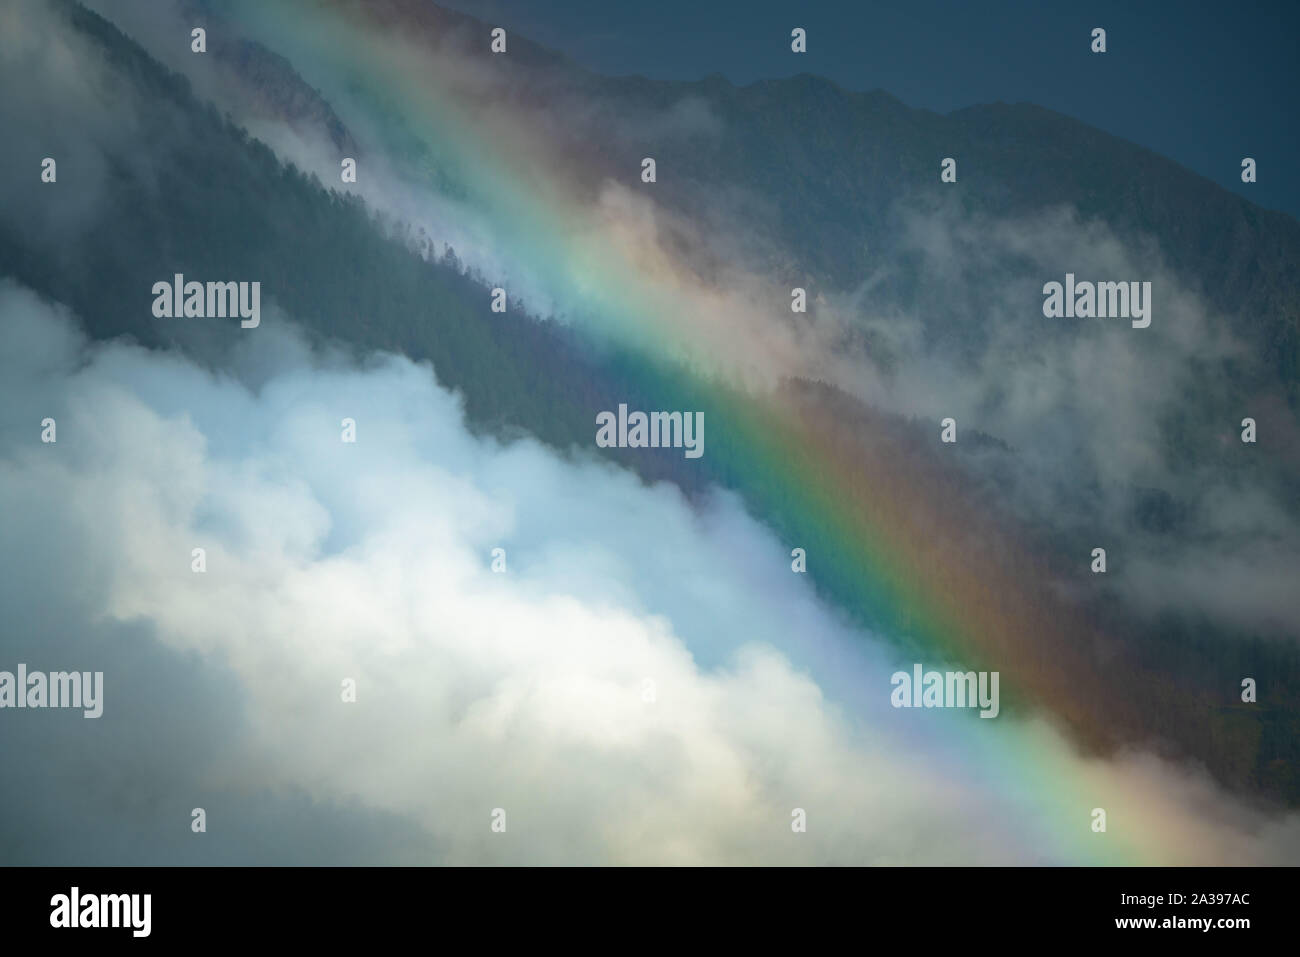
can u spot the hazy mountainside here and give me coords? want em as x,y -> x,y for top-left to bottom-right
0,1 -> 710,477
300,0 -> 1300,401
168,0 -> 1300,406
673,78 -> 1300,358
3,0 -> 1298,807
210,0 -> 1297,545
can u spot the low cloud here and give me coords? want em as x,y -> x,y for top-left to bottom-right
1,281 -> 1297,864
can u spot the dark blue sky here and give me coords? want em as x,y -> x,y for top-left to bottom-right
446,0 -> 1299,220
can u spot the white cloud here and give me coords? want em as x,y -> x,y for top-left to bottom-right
2,281 -> 1298,864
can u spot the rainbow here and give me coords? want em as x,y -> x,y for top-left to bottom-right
205,0 -> 1254,863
